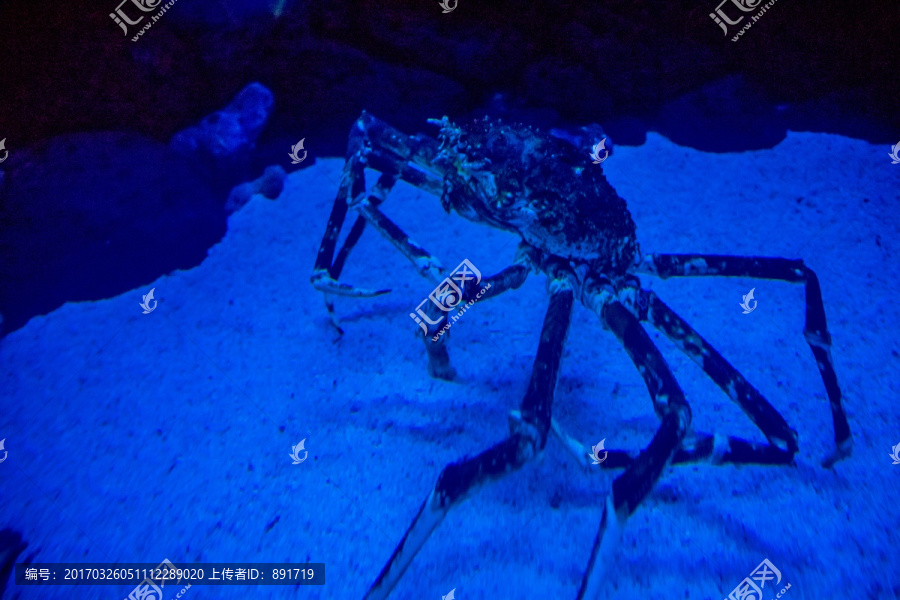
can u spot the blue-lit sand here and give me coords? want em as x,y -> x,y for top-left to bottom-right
2,131 -> 899,600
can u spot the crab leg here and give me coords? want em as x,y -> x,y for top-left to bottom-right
330,172 -> 396,279
313,173 -> 397,332
635,253 -> 851,467
578,299 -> 691,600
423,261 -> 531,380
364,275 -> 574,600
333,119 -> 446,283
553,431 -> 800,471
312,112 -> 457,329
352,200 -> 447,283
311,152 -> 390,298
636,289 -> 801,463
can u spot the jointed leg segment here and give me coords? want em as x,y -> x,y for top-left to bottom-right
424,261 -> 531,380
578,299 -> 691,599
312,116 -> 852,599
311,113 -> 447,331
644,289 -> 799,463
364,276 -> 575,600
636,253 -> 851,466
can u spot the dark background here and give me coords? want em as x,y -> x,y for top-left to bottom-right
0,0 -> 896,334
2,0 -> 896,149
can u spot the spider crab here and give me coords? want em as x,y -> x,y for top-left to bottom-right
311,112 -> 852,598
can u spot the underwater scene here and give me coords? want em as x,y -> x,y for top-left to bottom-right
1,1 -> 899,599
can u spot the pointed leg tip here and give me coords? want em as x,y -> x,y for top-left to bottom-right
548,417 -> 594,469
326,308 -> 344,336
426,341 -> 457,381
578,494 -> 626,599
428,362 -> 457,381
821,438 -> 853,469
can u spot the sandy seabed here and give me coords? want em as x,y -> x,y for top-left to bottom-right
2,130 -> 899,600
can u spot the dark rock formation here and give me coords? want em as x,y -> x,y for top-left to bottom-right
226,164 -> 285,214
0,528 -> 27,599
0,0 -> 894,333
170,82 -> 274,172
0,0 -> 895,153
0,82 -> 281,335
0,132 -> 223,334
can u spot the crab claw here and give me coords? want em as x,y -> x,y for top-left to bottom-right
311,273 -> 390,297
